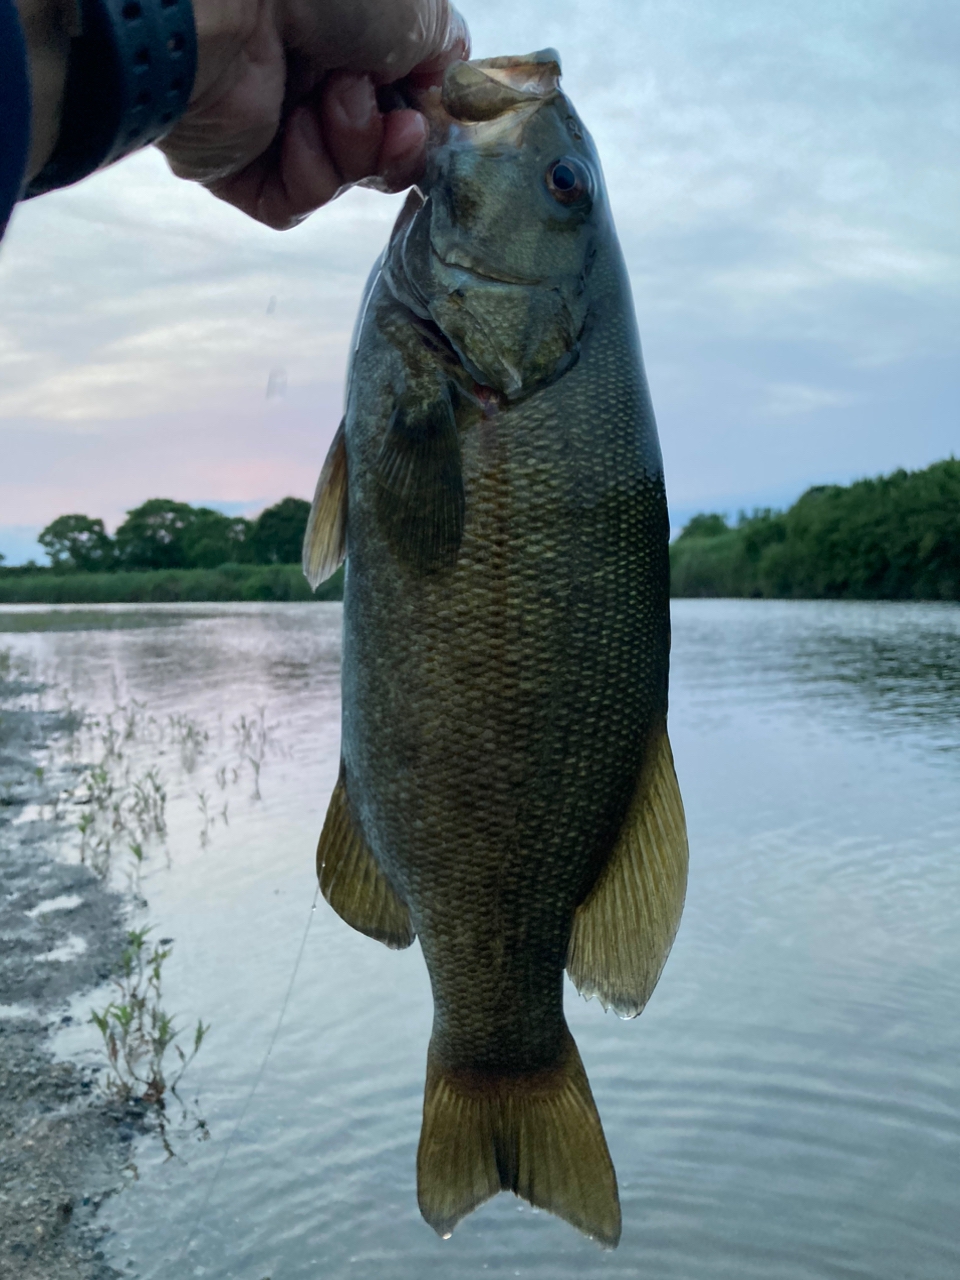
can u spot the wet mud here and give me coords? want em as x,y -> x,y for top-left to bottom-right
0,686 -> 133,1280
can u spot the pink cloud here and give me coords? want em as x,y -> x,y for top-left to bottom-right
0,383 -> 342,530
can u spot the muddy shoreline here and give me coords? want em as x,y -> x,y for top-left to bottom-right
0,678 -> 134,1279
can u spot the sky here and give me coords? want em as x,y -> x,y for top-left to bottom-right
1,0 -> 957,562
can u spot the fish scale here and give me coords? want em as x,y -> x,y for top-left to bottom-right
303,49 -> 688,1248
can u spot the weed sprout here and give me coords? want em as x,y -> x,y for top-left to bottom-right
89,928 -> 210,1125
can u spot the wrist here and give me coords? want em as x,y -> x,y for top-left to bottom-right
22,0 -> 197,198
187,0 -> 261,102
15,0 -> 77,181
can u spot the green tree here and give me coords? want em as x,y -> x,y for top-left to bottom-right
39,514 -> 115,572
114,499 -> 196,570
678,512 -> 728,540
249,497 -> 311,564
181,509 -> 251,569
772,461 -> 960,599
670,458 -> 960,601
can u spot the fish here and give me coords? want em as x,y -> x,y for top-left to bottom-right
302,49 -> 688,1249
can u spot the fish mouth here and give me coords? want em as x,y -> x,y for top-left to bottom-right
402,50 -> 562,133
431,244 -> 542,288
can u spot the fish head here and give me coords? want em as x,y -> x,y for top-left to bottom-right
384,51 -> 607,401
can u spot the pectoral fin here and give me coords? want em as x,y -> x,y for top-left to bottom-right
316,766 -> 415,950
566,726 -> 688,1018
374,387 -> 464,574
303,419 -> 348,589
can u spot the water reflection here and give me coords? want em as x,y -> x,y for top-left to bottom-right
0,605 -> 193,633
671,599 -> 960,750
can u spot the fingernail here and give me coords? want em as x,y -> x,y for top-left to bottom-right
336,75 -> 377,131
408,111 -> 428,148
449,8 -> 471,61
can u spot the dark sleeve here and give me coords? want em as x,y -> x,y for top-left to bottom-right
1,0 -> 32,239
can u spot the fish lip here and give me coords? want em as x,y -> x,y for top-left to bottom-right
430,242 -> 542,289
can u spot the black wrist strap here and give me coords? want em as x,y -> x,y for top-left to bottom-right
24,0 -> 196,198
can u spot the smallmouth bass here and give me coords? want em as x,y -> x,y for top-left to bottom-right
304,49 -> 688,1249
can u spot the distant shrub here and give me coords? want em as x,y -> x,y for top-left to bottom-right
0,564 -> 343,605
671,459 -> 960,600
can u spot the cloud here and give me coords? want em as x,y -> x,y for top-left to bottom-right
0,383 -> 341,532
762,382 -> 857,418
0,0 -> 957,558
0,151 -> 402,422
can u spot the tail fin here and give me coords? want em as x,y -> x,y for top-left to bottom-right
417,1029 -> 621,1248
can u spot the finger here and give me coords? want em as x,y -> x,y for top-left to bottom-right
205,98 -> 430,228
322,73 -> 385,185
206,105 -> 343,230
309,0 -> 470,83
376,110 -> 428,192
405,5 -> 470,79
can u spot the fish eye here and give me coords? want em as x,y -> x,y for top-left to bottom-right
546,157 -> 591,206
552,163 -> 578,191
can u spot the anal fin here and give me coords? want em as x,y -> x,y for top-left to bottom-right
303,418 -> 348,589
316,766 -> 414,950
567,725 -> 688,1018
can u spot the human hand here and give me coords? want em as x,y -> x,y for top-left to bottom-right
159,0 -> 469,229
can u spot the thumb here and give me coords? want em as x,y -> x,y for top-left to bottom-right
305,0 -> 469,84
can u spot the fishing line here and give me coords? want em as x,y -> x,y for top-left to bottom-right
174,883 -> 321,1268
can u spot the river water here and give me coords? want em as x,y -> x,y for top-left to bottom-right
1,599 -> 958,1280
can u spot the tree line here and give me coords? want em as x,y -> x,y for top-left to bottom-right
670,458 -> 960,600
10,459 -> 958,595
26,497 -> 312,573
